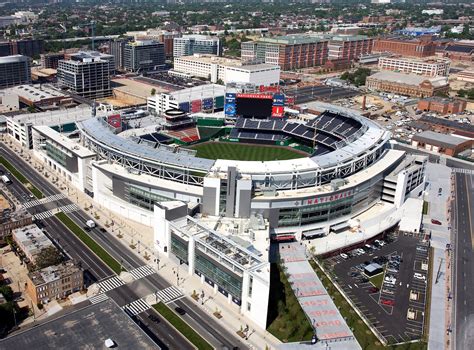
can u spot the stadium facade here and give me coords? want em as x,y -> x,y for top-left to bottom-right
24,99 -> 426,329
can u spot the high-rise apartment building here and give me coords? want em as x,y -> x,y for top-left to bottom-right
241,35 -> 329,70
373,37 -> 436,58
109,38 -> 128,71
173,35 -> 221,58
0,55 -> 31,88
124,40 -> 165,72
57,52 -> 112,99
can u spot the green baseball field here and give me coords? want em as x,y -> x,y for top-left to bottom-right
190,142 -> 306,161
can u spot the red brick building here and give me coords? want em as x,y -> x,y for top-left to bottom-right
417,97 -> 467,115
412,131 -> 472,156
373,37 -> 436,58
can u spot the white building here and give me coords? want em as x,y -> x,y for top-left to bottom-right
32,125 -> 96,193
147,84 -> 225,115
378,56 -> 450,77
173,54 -> 280,86
173,35 -> 221,58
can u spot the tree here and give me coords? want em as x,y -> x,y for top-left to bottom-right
0,286 -> 13,302
34,246 -> 63,270
151,88 -> 156,95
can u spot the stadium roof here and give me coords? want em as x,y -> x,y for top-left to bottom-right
169,84 -> 225,103
78,117 -> 215,171
2,105 -> 96,126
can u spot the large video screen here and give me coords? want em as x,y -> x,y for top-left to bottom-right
236,95 -> 273,118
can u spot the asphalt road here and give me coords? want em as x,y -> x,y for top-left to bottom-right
1,145 -> 247,350
453,172 -> 474,350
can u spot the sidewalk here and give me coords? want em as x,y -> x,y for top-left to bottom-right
12,143 -> 281,350
423,162 -> 452,350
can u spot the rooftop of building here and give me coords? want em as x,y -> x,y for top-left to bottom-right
33,125 -> 96,158
367,71 -> 448,87
421,96 -> 463,104
417,115 -> 474,134
257,34 -> 329,45
0,55 -> 29,64
0,194 -> 11,211
175,54 -> 239,65
6,84 -> 67,102
328,34 -> 370,42
0,299 -> 157,349
379,55 -> 450,64
126,40 -> 161,47
412,130 -> 470,149
28,260 -> 81,285
12,224 -> 54,258
178,34 -> 219,41
168,83 -> 225,103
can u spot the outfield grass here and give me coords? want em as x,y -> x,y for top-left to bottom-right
153,303 -> 213,350
191,142 -> 306,161
55,212 -> 123,274
267,263 -> 313,342
0,156 -> 43,199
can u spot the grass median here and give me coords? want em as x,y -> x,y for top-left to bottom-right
55,212 -> 122,274
0,155 -> 43,199
153,302 -> 213,350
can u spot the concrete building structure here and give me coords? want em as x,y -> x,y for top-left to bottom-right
327,35 -> 373,62
0,39 -> 43,58
0,91 -> 19,113
40,53 -> 65,69
241,35 -> 329,70
57,51 -> 112,99
7,84 -> 72,109
109,38 -> 128,71
366,71 -> 449,98
124,40 -> 165,72
173,54 -> 280,86
417,97 -> 466,115
12,224 -> 55,264
32,125 -> 97,193
373,37 -> 436,58
378,56 -> 450,77
411,131 -> 472,156
26,261 -> 84,304
173,35 -> 221,58
457,69 -> 474,83
0,55 -> 31,89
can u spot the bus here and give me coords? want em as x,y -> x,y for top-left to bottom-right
1,175 -> 12,184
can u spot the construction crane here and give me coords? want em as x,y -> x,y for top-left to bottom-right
78,20 -> 96,51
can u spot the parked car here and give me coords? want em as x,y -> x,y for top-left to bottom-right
414,273 -> 426,281
340,253 -> 348,259
380,299 -> 395,306
148,314 -> 160,323
416,246 -> 428,252
368,287 -> 379,293
381,288 -> 394,295
431,219 -> 442,225
175,307 -> 186,315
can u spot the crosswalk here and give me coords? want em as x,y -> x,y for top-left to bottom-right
23,193 -> 66,208
155,286 -> 184,304
452,168 -> 473,175
59,203 -> 80,213
33,210 -> 56,220
32,203 -> 80,220
129,265 -> 156,280
122,298 -> 151,316
98,276 -> 125,293
89,293 -> 109,304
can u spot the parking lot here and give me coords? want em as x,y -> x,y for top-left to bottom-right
326,232 -> 430,344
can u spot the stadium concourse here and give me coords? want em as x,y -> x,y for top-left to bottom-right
25,92 -> 427,334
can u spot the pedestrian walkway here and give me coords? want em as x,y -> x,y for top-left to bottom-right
98,276 -> 125,293
129,265 -> 156,280
33,210 -> 56,220
122,298 -> 151,316
155,286 -> 184,304
59,203 -> 80,213
22,193 -> 66,208
89,293 -> 109,304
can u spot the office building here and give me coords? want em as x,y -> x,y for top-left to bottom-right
109,38 -> 128,71
0,55 -> 31,89
128,29 -> 181,58
57,51 -> 112,99
173,54 -> 280,86
241,35 -> 329,70
327,35 -> 373,62
366,71 -> 449,98
124,40 -> 165,72
173,35 -> 221,58
373,37 -> 436,58
26,261 -> 84,304
378,56 -> 450,77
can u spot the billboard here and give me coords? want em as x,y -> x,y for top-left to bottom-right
179,102 -> 190,113
273,94 -> 285,106
191,99 -> 202,113
271,105 -> 284,118
236,96 -> 273,118
107,114 -> 122,129
202,98 -> 214,110
259,85 -> 280,93
224,93 -> 236,117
